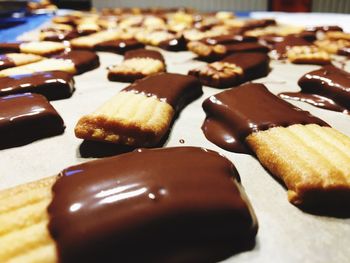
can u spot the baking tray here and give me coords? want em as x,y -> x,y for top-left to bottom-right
1,28 -> 350,263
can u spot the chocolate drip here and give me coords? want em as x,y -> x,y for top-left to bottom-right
0,55 -> 15,70
48,147 -> 257,263
124,48 -> 164,62
123,72 -> 203,110
279,64 -> 350,114
0,71 -> 75,100
0,93 -> 64,149
53,50 -> 100,74
202,83 -> 328,153
0,42 -> 21,53
94,39 -> 145,54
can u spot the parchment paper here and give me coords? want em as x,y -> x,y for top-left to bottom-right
1,19 -> 350,263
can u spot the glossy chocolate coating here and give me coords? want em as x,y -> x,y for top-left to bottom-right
223,52 -> 270,80
279,64 -> 350,114
94,39 -> 145,54
0,54 -> 15,70
242,19 -> 276,31
274,35 -> 312,58
202,83 -> 328,153
338,46 -> 350,57
53,50 -> 100,74
203,34 -> 257,46
0,93 -> 64,149
123,72 -> 202,110
48,146 -> 257,262
158,35 -> 187,51
304,25 -> 343,33
189,52 -> 270,89
42,29 -> 80,42
123,48 -> 164,62
0,71 -> 75,100
0,42 -> 21,53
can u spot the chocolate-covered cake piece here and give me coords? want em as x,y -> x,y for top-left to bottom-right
0,71 -> 75,100
48,146 -> 258,262
108,49 -> 166,82
202,83 -> 327,153
95,38 -> 145,54
0,93 -> 65,149
53,50 -> 100,74
189,52 -> 270,88
279,64 -> 350,114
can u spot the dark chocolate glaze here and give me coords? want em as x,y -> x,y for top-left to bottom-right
279,64 -> 350,114
203,34 -> 257,46
304,25 -> 343,33
53,50 -> 100,74
158,35 -> 187,52
338,46 -> 350,57
94,39 -> 145,54
0,93 -> 64,149
190,52 -> 270,89
42,30 -> 80,42
202,83 -> 328,153
274,35 -> 312,58
0,42 -> 21,53
0,54 -> 15,70
48,146 -> 257,263
224,42 -> 269,54
123,72 -> 203,110
123,48 -> 165,62
199,42 -> 269,62
0,71 -> 75,100
242,18 -> 276,32
223,52 -> 270,80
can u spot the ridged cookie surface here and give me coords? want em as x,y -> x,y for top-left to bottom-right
247,124 -> 350,207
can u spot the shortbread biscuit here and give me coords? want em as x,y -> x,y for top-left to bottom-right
75,73 -> 202,146
19,41 -> 66,56
187,40 -> 268,61
0,50 -> 99,76
0,53 -> 43,70
0,59 -> 75,76
201,83 -> 350,207
107,49 -> 165,82
189,52 -> 269,88
95,38 -> 145,54
315,39 -> 350,54
0,41 -> 66,56
70,30 -> 122,49
326,31 -> 350,41
247,124 -> 350,207
286,45 -> 331,65
0,146 -> 257,262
